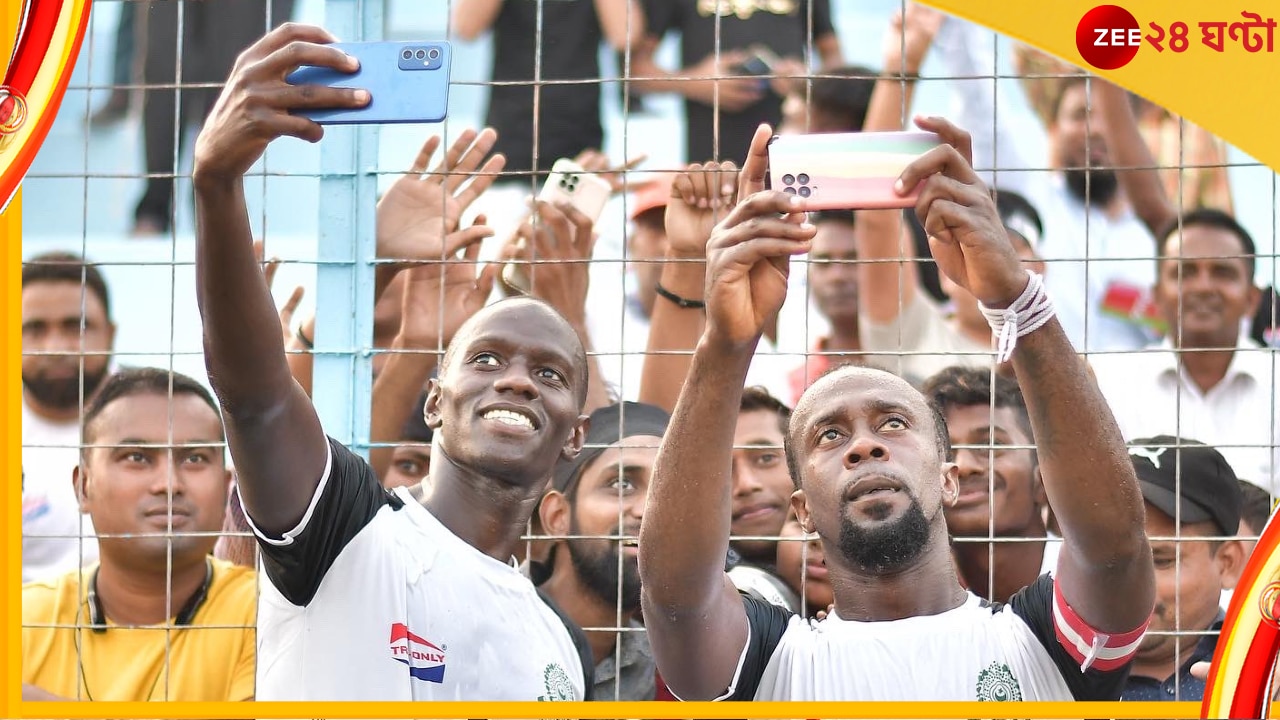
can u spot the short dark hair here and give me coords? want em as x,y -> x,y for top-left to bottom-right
740,385 -> 791,436
922,366 -> 1035,464
811,209 -> 855,227
82,368 -> 222,444
22,251 -> 112,320
1237,480 -> 1273,536
1157,208 -> 1257,279
795,65 -> 877,132
783,365 -> 951,489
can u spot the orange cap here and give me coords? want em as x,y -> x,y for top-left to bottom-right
628,173 -> 676,221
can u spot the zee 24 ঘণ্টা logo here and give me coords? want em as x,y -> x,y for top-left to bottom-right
1075,4 -> 1277,70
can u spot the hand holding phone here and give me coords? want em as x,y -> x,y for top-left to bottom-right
285,41 -> 452,125
766,131 -> 942,210
502,159 -> 611,294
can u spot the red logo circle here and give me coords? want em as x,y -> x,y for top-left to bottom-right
1076,5 -> 1141,70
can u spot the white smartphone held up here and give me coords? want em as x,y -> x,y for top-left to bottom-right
502,159 -> 613,295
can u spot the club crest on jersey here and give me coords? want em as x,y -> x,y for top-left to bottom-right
975,661 -> 1023,701
389,623 -> 446,683
537,662 -> 576,701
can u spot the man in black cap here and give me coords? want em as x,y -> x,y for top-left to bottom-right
536,401 -> 670,701
1123,436 -> 1246,702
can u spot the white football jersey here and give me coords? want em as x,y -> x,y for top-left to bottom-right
249,437 -> 586,701
715,574 -> 1144,702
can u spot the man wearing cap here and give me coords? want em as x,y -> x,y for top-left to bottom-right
1123,436 -> 1246,702
536,401 -> 671,701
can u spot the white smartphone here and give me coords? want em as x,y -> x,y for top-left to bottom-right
502,159 -> 613,295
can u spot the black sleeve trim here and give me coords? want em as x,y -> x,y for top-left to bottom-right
724,593 -> 794,702
536,587 -> 595,701
1007,574 -> 1133,701
253,436 -> 399,606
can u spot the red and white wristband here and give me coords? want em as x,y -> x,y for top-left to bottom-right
978,272 -> 1056,363
1052,579 -> 1150,672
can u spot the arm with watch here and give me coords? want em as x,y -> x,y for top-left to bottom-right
638,160 -> 741,414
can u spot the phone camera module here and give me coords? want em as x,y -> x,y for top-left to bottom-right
798,186 -> 811,198
401,49 -> 413,60
415,49 -> 427,60
797,173 -> 810,185
427,48 -> 441,60
782,174 -> 795,186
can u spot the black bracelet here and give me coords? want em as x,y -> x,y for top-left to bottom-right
295,324 -> 315,350
655,282 -> 706,310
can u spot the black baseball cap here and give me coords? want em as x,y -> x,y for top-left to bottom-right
1130,435 -> 1242,536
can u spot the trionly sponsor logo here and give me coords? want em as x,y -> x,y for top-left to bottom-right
389,623 -> 446,683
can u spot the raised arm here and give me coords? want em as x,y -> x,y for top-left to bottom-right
500,201 -> 611,413
853,4 -> 940,325
1092,80 -> 1176,238
640,127 -> 817,701
450,0 -> 504,42
370,220 -> 497,482
638,161 -> 738,413
595,0 -> 645,51
899,115 -> 1155,633
192,24 -> 370,536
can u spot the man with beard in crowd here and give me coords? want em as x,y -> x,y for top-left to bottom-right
22,252 -> 116,581
1031,76 -> 1161,352
639,118 -> 1154,701
536,402 -> 670,701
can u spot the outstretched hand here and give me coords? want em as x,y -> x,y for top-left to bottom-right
194,23 -> 370,183
398,216 -> 499,349
499,200 -> 598,326
704,138 -> 813,349
377,128 -> 507,270
896,115 -> 1028,308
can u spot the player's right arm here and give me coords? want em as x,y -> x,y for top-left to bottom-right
193,24 -> 369,538
639,127 -> 816,701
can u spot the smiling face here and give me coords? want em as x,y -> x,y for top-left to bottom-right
731,409 -> 795,564
425,299 -> 588,488
559,436 -> 659,611
943,404 -> 1042,538
789,367 -> 957,576
77,392 -> 229,569
1156,224 -> 1260,350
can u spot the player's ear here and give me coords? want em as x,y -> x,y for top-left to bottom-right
73,465 -> 90,512
791,490 -> 815,534
561,414 -> 589,462
424,378 -> 443,430
539,490 -> 571,538
940,461 -> 960,507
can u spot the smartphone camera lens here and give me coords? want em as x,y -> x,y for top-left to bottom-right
402,49 -> 413,60
783,187 -> 797,195
428,48 -> 441,60
798,186 -> 811,198
797,173 -> 810,185
782,174 -> 795,186
415,49 -> 427,60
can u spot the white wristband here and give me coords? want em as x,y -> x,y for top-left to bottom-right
978,272 -> 1056,363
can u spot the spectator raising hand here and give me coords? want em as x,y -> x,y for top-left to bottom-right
369,217 -> 499,483
374,128 -> 507,300
500,201 -> 610,412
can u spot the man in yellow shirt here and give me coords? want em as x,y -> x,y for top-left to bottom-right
22,367 -> 257,701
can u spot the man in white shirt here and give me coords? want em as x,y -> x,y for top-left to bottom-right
1091,209 -> 1276,492
192,24 -> 590,701
22,252 -> 112,582
639,118 -> 1154,702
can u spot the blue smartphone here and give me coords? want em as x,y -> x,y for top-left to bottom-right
285,41 -> 451,125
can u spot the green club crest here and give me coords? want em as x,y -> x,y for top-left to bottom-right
975,661 -> 1023,701
537,662 -> 576,702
